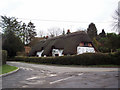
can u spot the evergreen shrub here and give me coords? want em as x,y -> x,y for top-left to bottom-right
7,52 -> 120,65
1,50 -> 7,65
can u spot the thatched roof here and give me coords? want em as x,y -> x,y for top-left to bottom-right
29,31 -> 93,56
28,37 -> 45,47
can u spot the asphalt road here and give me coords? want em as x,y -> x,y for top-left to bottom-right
2,61 -> 119,88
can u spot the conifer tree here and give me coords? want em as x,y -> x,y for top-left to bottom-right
87,23 -> 97,40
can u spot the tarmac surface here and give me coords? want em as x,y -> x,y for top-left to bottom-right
2,61 -> 119,88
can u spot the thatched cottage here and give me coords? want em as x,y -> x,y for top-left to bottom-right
29,31 -> 96,57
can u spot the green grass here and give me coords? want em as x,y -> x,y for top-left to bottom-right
0,64 -> 18,75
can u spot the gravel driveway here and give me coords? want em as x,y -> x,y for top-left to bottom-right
2,61 -> 119,88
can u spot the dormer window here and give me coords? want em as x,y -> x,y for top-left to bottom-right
88,43 -> 92,47
79,43 -> 84,46
79,42 -> 92,47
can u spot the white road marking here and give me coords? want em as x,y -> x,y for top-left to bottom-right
27,80 -> 46,85
26,77 -> 38,80
41,70 -> 45,73
20,67 -> 33,71
48,74 -> 57,77
50,76 -> 74,84
22,85 -> 28,88
78,73 -> 83,76
50,73 -> 83,84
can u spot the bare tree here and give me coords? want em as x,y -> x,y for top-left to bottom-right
38,30 -> 44,37
77,27 -> 86,32
47,27 -> 62,37
113,8 -> 120,33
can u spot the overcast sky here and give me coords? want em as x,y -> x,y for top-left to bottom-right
0,0 -> 119,36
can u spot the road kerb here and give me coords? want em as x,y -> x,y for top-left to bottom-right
0,67 -> 19,78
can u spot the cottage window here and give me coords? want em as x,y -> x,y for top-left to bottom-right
88,43 -> 92,47
79,43 -> 84,46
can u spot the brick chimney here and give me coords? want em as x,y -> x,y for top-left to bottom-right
67,29 -> 71,34
46,36 -> 48,39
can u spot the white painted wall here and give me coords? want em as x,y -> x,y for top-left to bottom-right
36,50 -> 44,57
52,49 -> 63,56
77,46 -> 95,55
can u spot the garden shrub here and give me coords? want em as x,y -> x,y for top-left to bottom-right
7,52 -> 120,65
1,50 -> 7,65
16,52 -> 26,56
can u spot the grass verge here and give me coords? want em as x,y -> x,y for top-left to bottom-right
0,64 -> 18,75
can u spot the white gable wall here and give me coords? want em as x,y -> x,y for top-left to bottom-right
77,46 -> 95,55
36,50 -> 44,57
52,49 -> 63,56
36,47 -> 95,57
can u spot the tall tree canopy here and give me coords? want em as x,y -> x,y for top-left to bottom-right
26,21 -> 37,44
0,16 -> 38,57
0,16 -> 22,37
2,31 -> 24,57
87,23 -> 97,40
18,21 -> 37,45
0,16 -> 24,57
0,16 -> 37,45
99,29 -> 106,38
98,33 -> 120,52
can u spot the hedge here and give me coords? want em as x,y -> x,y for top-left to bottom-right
7,52 -> 120,65
1,50 -> 7,65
